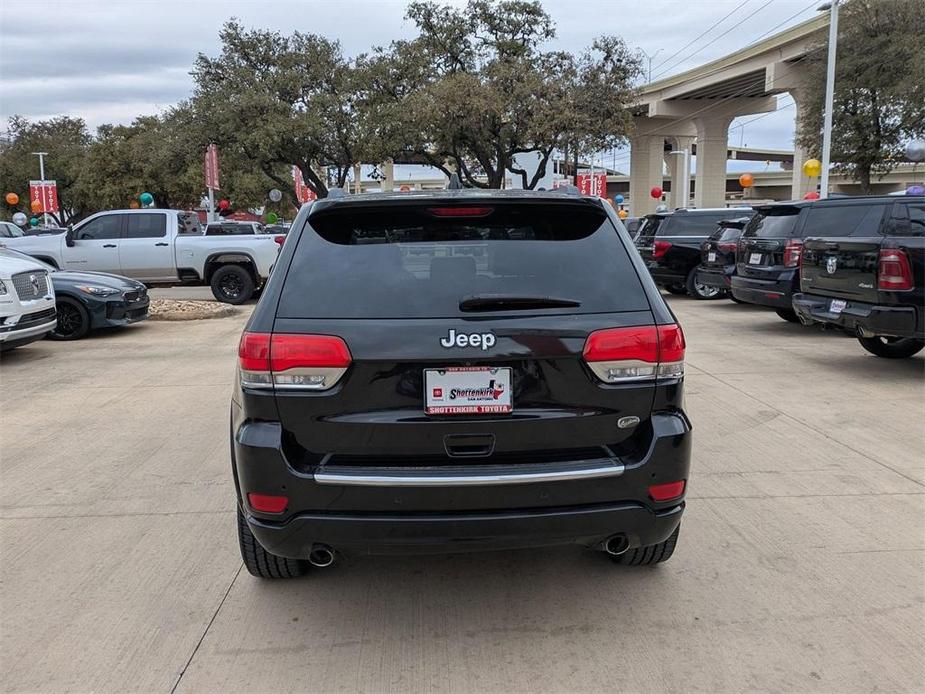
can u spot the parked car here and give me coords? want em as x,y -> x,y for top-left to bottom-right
232,189 -> 691,577
695,217 -> 752,300
793,195 -> 924,358
205,221 -> 266,236
635,207 -> 754,299
624,216 -> 642,239
1,248 -> 149,340
0,249 -> 56,351
0,221 -> 26,239
3,209 -> 280,304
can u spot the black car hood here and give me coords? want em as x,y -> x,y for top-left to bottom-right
51,270 -> 145,291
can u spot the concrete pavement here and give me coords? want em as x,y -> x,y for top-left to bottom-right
1,296 -> 922,693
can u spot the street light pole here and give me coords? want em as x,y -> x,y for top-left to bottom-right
32,151 -> 50,226
819,0 -> 840,199
641,48 -> 663,83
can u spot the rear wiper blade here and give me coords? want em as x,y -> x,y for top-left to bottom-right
458,294 -> 582,312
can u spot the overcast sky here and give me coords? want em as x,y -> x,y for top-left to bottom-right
0,0 -> 822,172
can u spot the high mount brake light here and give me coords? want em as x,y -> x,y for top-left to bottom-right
427,207 -> 494,218
653,240 -> 672,258
878,248 -> 914,291
582,324 -> 685,383
238,332 -> 352,390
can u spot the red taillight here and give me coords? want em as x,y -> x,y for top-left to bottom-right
582,324 -> 685,383
717,241 -> 737,253
238,332 -> 352,390
247,493 -> 289,514
653,240 -> 672,258
274,235 -> 286,245
648,480 -> 686,502
427,207 -> 494,217
878,248 -> 914,291
783,238 -> 802,268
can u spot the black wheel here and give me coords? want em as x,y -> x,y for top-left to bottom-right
49,297 -> 90,340
237,506 -> 307,578
775,308 -> 800,323
857,336 -> 925,359
686,268 -> 722,300
211,265 -> 255,305
665,285 -> 688,295
615,525 -> 680,566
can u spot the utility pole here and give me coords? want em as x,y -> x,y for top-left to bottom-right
818,0 -> 840,198
32,151 -> 51,227
640,48 -> 663,83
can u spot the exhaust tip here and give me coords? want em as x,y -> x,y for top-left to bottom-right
604,534 -> 630,556
308,545 -> 335,568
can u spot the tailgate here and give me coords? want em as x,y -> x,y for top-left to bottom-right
801,237 -> 881,302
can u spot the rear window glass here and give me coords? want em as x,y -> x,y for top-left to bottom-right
278,202 -> 649,318
658,212 -> 749,237
744,208 -> 801,238
712,227 -> 744,242
803,204 -> 887,237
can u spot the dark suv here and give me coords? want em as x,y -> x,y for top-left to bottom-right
794,195 -> 924,358
635,208 -> 753,299
695,217 -> 753,297
231,190 -> 692,577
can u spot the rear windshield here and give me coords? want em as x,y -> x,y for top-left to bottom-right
658,212 -> 749,237
743,208 -> 801,238
278,202 -> 649,318
711,227 -> 744,242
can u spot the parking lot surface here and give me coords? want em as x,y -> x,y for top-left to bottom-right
1,296 -> 923,693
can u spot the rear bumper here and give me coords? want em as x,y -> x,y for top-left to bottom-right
730,272 -> 795,309
233,411 -> 691,557
696,265 -> 733,289
792,293 -> 922,339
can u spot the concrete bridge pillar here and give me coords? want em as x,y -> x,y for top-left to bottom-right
381,159 -> 395,192
693,115 -> 735,208
665,135 -> 695,209
629,134 -> 667,216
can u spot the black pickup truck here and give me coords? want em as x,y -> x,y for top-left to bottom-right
793,195 -> 924,359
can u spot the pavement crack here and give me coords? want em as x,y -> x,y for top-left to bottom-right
170,562 -> 243,694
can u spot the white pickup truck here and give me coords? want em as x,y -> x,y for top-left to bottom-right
3,209 -> 282,304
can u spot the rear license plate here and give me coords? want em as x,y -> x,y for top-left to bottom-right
829,299 -> 847,314
425,367 -> 512,415
708,251 -> 717,262
748,252 -> 762,265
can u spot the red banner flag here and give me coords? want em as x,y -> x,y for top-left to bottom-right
292,166 -> 317,204
575,172 -> 607,197
29,180 -> 59,213
204,144 -> 220,190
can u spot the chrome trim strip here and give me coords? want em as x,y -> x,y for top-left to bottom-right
314,461 -> 625,487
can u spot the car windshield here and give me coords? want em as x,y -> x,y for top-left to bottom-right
278,201 -> 649,319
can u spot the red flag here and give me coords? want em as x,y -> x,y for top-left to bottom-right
204,144 -> 220,190
29,180 -> 59,212
575,172 -> 607,197
292,166 -> 317,203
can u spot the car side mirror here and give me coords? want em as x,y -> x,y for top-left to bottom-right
65,226 -> 75,247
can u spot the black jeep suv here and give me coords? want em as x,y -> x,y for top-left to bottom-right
231,189 -> 692,577
635,207 -> 753,299
794,195 -> 924,358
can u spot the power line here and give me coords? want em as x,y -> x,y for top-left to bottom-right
743,0 -> 820,47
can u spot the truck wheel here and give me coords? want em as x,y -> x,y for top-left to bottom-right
211,265 -> 254,304
614,525 -> 680,566
686,269 -> 722,300
775,308 -> 800,323
237,506 -> 307,579
857,336 -> 925,359
49,297 -> 90,340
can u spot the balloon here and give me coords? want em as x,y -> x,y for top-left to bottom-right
907,185 -> 925,196
268,188 -> 282,202
12,212 -> 27,226
905,139 -> 925,163
266,212 -> 279,224
738,173 -> 755,188
803,191 -> 820,200
618,209 -> 628,220
614,194 -> 624,204
218,199 -> 230,210
29,217 -> 39,226
802,159 -> 822,177
399,185 -> 411,192
139,192 -> 154,206
129,200 -> 140,209
650,186 -> 663,199
30,199 -> 43,213
5,192 -> 18,205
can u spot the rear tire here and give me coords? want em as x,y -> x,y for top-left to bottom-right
237,506 -> 307,578
49,297 -> 91,340
211,265 -> 254,305
775,308 -> 800,323
615,525 -> 680,566
857,336 -> 925,359
686,269 -> 722,300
